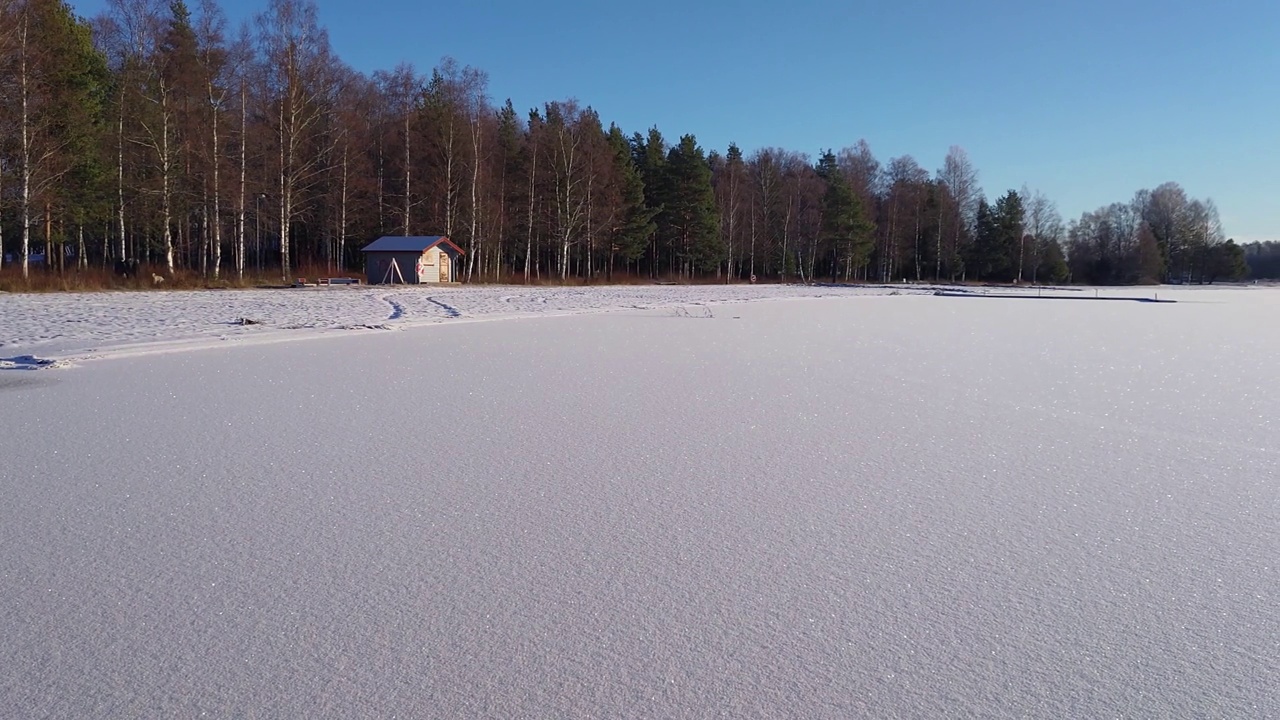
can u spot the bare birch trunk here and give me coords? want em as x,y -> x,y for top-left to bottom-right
444,119 -> 455,237
280,189 -> 290,279
585,177 -> 593,282
211,99 -> 222,279
236,86 -> 246,279
19,13 -> 31,279
524,146 -> 536,284
338,147 -> 348,271
466,115 -> 481,282
279,95 -> 289,279
161,92 -> 174,275
402,113 -> 410,235
117,103 -> 126,261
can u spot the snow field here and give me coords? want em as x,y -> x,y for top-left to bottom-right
1,285 -> 1277,717
1,283 -> 930,361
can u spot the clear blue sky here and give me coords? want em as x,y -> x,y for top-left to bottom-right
70,0 -> 1279,241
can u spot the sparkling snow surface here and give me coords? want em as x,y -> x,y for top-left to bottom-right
1,286 -> 1277,718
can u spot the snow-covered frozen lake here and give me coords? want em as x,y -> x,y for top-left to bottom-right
1,284 -> 1277,717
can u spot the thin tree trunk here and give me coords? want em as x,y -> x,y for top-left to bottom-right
781,194 -> 793,283
444,119 -> 455,237
236,86 -> 246,280
117,99 -> 126,262
200,194 -> 209,277
466,107 -> 482,282
338,146 -> 348,271
496,163 -> 506,283
44,204 -> 53,274
1017,233 -> 1026,283
935,203 -> 944,281
376,130 -> 384,232
913,201 -> 922,281
524,145 -> 537,284
19,12 -> 32,279
211,100 -> 222,279
279,95 -> 289,280
0,159 -> 4,272
584,176 -> 593,282
402,113 -> 410,235
161,92 -> 174,276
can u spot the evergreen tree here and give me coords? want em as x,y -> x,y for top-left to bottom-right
816,150 -> 873,281
1136,221 -> 1163,284
663,134 -> 720,276
8,0 -> 109,276
630,127 -> 667,276
968,198 -> 1000,280
1242,241 -> 1280,280
606,124 -> 655,275
969,190 -> 1022,281
1203,239 -> 1247,283
994,189 -> 1024,281
1037,238 -> 1069,283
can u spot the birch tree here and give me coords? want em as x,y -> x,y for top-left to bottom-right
256,0 -> 335,280
194,0 -> 229,277
714,143 -> 747,281
130,0 -> 191,275
544,100 -> 590,281
937,146 -> 980,281
373,63 -> 422,236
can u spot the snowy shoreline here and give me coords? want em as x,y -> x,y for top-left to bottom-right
0,282 -> 1267,369
0,284 -> 930,365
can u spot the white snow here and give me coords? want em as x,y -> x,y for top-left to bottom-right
0,283 -> 928,362
1,284 -> 1277,718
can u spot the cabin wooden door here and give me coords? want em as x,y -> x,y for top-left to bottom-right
439,253 -> 451,282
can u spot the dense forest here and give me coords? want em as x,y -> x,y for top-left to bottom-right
0,0 -> 1267,285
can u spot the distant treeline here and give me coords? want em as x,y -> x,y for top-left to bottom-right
1243,242 -> 1280,280
0,0 -> 1253,286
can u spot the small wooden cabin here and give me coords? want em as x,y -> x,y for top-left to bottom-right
361,236 -> 465,284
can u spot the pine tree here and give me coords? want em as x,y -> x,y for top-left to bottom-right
663,134 -> 720,277
1037,238 -> 1069,283
969,190 -> 1022,281
1136,221 -> 1163,284
969,198 -> 998,280
10,0 -> 108,277
1204,239 -> 1247,283
606,124 -> 655,277
630,127 -> 666,276
816,150 -> 872,282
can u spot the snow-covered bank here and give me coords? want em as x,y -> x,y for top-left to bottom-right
1,291 -> 1276,718
1,282 -> 1267,366
0,283 -> 927,361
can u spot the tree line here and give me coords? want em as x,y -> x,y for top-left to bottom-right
0,0 -> 1259,285
1242,241 -> 1280,280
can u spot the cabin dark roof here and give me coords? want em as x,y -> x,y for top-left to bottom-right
360,236 -> 463,254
